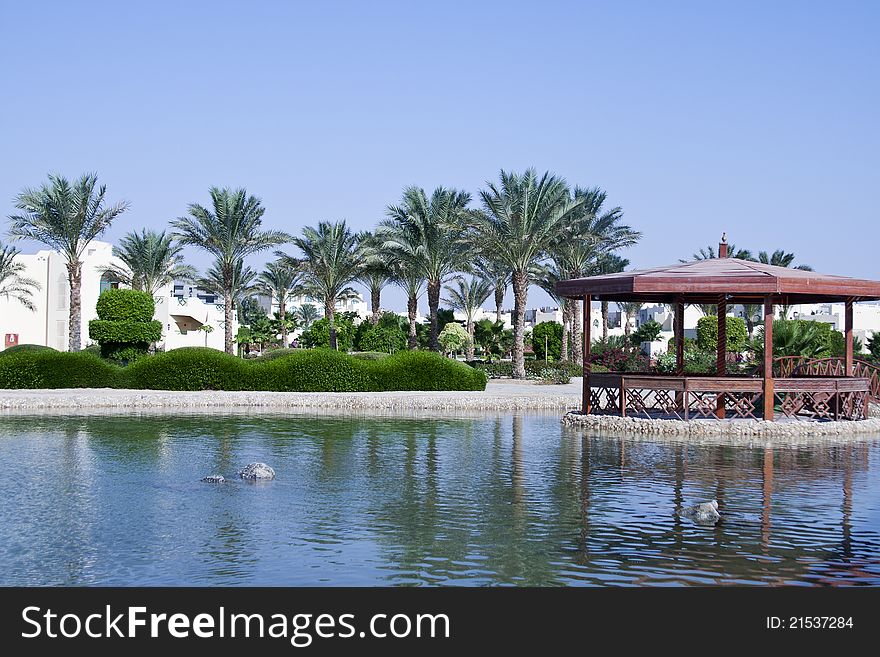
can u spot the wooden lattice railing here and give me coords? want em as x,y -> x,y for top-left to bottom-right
772,357 -> 880,404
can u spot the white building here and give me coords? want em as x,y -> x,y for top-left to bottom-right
0,240 -> 230,352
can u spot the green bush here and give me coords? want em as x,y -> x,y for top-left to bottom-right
696,315 -> 748,352
535,368 -> 571,385
0,343 -> 56,356
95,288 -> 155,322
251,348 -> 298,362
350,351 -> 390,360
470,359 -> 582,380
631,320 -> 663,346
438,322 -> 470,355
121,347 -> 246,390
0,345 -> 488,392
532,321 -> 563,360
299,316 -> 356,351
754,319 -> 849,360
655,349 -> 717,374
371,351 -> 487,391
355,323 -> 407,353
869,333 -> 880,359
89,289 -> 162,362
0,350 -> 120,388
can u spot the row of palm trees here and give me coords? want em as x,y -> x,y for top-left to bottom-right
3,169 -> 640,378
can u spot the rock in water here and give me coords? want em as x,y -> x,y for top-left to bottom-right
201,474 -> 225,483
680,500 -> 720,525
239,462 -> 276,481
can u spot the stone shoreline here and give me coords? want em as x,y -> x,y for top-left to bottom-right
562,410 -> 880,437
0,386 -> 582,413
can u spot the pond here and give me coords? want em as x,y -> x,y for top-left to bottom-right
1,412 -> 878,586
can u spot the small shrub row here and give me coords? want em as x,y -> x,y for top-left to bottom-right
469,359 -> 583,379
0,347 -> 487,392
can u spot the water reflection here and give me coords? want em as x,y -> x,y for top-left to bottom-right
0,413 -> 878,586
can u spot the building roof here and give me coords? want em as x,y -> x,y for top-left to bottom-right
555,258 -> 880,304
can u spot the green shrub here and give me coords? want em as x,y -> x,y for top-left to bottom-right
754,319 -> 848,359
0,350 -> 121,388
299,316 -> 355,351
532,321 -> 563,360
1,346 -> 487,392
95,288 -> 155,322
0,343 -> 56,356
696,315 -> 748,352
89,289 -> 162,362
121,347 -> 246,390
355,323 -> 407,353
371,351 -> 487,391
251,348 -> 298,362
256,349 -> 374,391
869,333 -> 880,359
438,322 -> 470,355
470,359 -> 582,379
655,349 -> 717,374
350,351 -> 390,360
631,320 -> 663,346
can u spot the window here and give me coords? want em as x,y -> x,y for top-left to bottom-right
57,274 -> 69,310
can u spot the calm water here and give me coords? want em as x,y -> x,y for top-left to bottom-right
1,412 -> 879,586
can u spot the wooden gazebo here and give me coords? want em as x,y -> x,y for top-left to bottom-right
556,240 -> 880,421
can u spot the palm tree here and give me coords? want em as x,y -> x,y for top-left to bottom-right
593,253 -> 630,341
471,169 -> 585,378
104,228 -> 197,295
757,249 -> 812,271
474,256 -> 511,323
443,276 -> 493,360
757,250 -> 812,319
257,259 -> 302,347
535,262 -> 571,361
293,303 -> 320,330
196,259 -> 258,319
9,173 -> 128,351
380,186 -> 471,351
285,221 -> 363,350
0,241 -> 41,311
357,231 -> 394,325
618,301 -> 643,339
391,260 -> 424,350
684,243 -> 754,262
171,187 -> 289,354
550,186 -> 640,360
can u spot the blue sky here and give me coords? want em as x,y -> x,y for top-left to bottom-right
1,0 -> 877,311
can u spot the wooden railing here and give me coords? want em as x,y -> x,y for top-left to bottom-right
587,372 -> 870,421
772,356 -> 880,403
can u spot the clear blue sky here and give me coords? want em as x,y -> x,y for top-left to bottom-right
1,0 -> 877,311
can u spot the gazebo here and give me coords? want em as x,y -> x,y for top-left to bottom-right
556,238 -> 880,421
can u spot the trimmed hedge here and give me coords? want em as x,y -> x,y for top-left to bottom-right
470,359 -> 583,379
0,343 -> 56,356
89,319 -> 163,344
0,350 -> 121,388
95,288 -> 155,322
0,347 -> 487,392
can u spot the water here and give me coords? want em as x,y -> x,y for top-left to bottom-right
1,412 -> 879,586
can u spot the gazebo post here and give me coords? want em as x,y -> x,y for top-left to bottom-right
674,297 -> 685,411
763,297 -> 774,421
845,298 -> 854,377
582,294 -> 591,414
674,297 -> 685,375
716,296 -> 727,418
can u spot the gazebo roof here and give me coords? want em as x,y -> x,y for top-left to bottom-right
555,258 -> 880,304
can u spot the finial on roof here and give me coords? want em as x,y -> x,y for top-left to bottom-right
718,233 -> 729,258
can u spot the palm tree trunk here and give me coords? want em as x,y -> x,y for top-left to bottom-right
572,299 -> 583,363
495,286 -> 504,324
407,295 -> 418,350
511,271 -> 528,379
601,301 -> 609,341
560,300 -> 570,362
325,299 -> 337,350
67,260 -> 82,352
427,280 -> 441,351
466,319 -> 475,361
370,285 -> 381,325
223,289 -> 235,354
280,301 -> 288,347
